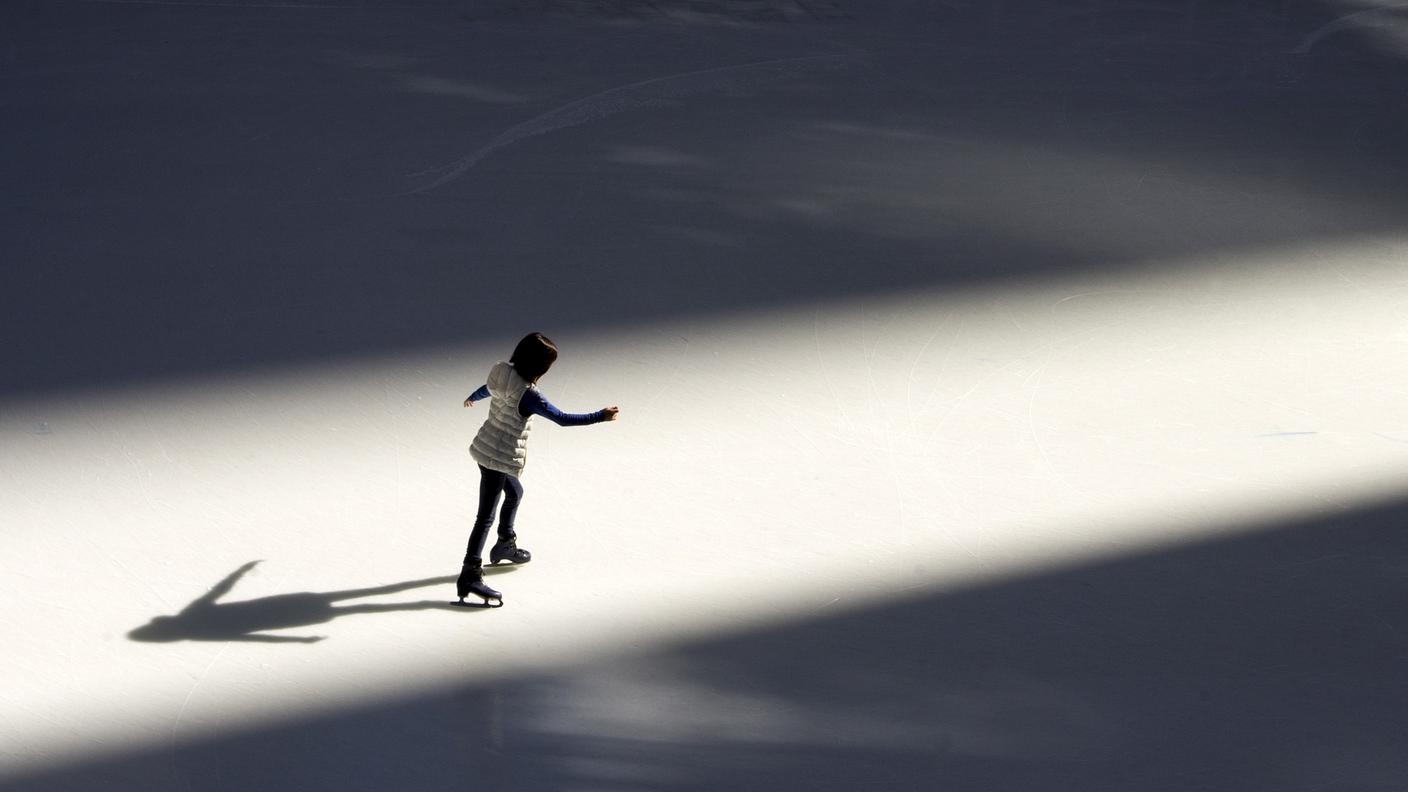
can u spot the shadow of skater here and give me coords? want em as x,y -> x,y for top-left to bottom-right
128,561 -> 493,644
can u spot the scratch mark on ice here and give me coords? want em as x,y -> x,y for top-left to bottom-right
1052,289 -> 1155,308
171,643 -> 233,791
906,313 -> 953,436
1294,4 -> 1408,54
814,307 -> 850,426
404,54 -> 852,195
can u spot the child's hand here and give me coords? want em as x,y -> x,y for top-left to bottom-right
463,397 -> 475,408
602,406 -> 620,421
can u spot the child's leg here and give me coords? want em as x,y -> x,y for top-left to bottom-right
465,465 -> 507,563
489,474 -> 531,565
497,475 -> 524,540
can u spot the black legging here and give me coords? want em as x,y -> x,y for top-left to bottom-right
463,464 -> 524,564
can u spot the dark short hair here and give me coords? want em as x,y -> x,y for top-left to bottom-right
510,332 -> 558,384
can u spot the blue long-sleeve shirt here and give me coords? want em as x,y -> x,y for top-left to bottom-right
467,384 -> 605,427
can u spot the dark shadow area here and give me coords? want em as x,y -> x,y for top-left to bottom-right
14,494 -> 1408,790
126,561 -> 503,643
3,0 -> 1407,397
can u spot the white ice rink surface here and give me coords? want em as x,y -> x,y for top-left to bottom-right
5,1 -> 1408,790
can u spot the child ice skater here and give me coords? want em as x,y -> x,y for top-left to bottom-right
456,332 -> 618,606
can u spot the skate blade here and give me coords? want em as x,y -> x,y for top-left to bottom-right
452,597 -> 503,609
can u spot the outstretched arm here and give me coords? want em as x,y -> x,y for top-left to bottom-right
183,560 -> 260,613
463,384 -> 490,407
519,390 -> 616,426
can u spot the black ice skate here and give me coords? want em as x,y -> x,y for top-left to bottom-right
489,535 -> 531,566
454,561 -> 502,608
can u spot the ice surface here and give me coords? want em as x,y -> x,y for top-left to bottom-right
4,0 -> 1408,789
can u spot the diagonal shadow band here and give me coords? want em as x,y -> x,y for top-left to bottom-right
6,1 -> 1408,398
34,492 -> 1406,791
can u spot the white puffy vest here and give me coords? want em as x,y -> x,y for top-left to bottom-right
469,361 -> 535,477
